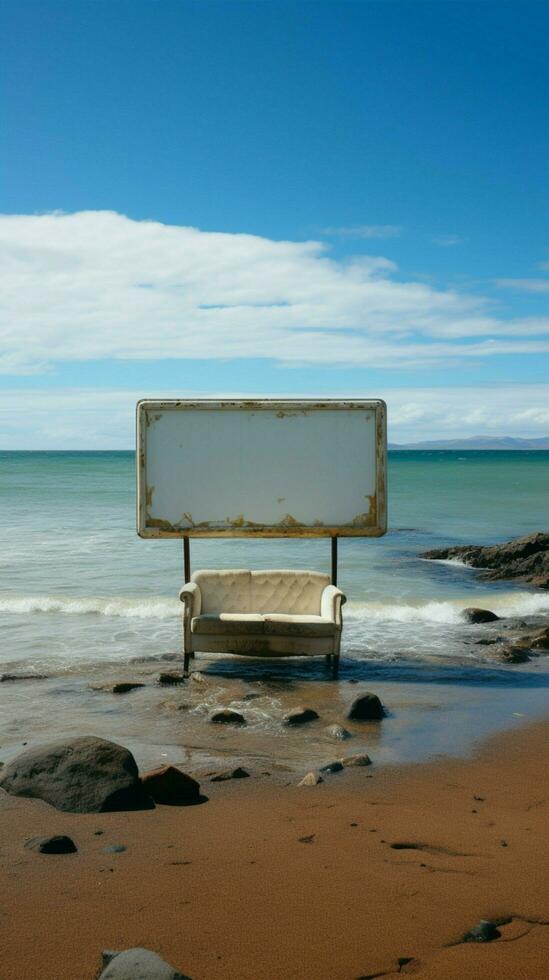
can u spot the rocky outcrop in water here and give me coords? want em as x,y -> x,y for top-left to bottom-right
0,736 -> 151,813
421,531 -> 549,589
462,608 -> 500,623
489,625 -> 549,664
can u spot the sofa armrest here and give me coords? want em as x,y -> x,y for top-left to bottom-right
179,581 -> 201,618
321,584 -> 346,625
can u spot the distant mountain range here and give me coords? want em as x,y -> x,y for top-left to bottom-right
388,436 -> 549,450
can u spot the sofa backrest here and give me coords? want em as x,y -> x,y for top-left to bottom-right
192,570 -> 251,614
251,570 -> 329,614
191,569 -> 330,615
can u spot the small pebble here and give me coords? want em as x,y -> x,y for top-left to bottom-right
463,920 -> 501,943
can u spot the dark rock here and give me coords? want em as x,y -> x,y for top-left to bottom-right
210,767 -> 250,782
99,947 -> 191,979
462,608 -> 500,624
103,844 -> 126,853
340,753 -> 372,767
348,693 -> 385,721
25,834 -> 77,854
324,724 -> 351,740
283,707 -> 319,727
528,626 -> 549,651
0,736 -> 152,813
463,920 -> 501,943
111,682 -> 145,694
421,531 -> 549,590
499,645 -> 531,664
141,765 -> 201,805
1,673 -> 48,682
319,761 -> 344,774
158,671 -> 186,686
210,709 -> 246,726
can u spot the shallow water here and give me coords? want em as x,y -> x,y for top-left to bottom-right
1,450 -> 548,773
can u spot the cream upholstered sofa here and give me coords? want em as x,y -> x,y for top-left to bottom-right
179,569 -> 346,674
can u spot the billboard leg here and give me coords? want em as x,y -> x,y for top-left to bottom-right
183,537 -> 191,583
331,536 -> 338,586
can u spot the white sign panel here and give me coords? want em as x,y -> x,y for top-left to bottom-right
136,400 -> 387,538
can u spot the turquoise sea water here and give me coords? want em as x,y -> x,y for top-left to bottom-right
1,450 -> 548,772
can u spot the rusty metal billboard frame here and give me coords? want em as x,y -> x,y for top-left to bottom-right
136,399 -> 387,542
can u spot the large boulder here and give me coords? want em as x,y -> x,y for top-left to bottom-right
348,692 -> 385,721
421,531 -> 549,589
99,948 -> 191,979
0,736 -> 151,813
462,607 -> 500,624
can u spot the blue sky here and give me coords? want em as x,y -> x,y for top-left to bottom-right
1,0 -> 548,447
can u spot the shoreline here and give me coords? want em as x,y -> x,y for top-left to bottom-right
1,717 -> 548,979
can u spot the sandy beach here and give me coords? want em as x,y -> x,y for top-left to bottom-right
1,717 -> 548,980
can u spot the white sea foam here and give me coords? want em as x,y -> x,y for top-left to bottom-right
1,590 -> 548,625
347,592 -> 549,625
0,594 -> 180,619
424,557 -> 473,568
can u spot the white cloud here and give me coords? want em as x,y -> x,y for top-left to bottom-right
321,224 -> 402,239
1,384 -> 548,449
1,211 -> 548,376
495,278 -> 549,293
432,234 -> 464,247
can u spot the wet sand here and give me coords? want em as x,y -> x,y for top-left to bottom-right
1,719 -> 548,979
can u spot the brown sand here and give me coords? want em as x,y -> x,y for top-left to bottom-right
1,721 -> 548,980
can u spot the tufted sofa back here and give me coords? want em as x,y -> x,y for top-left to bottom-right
251,570 -> 329,614
192,569 -> 251,614
191,569 -> 329,615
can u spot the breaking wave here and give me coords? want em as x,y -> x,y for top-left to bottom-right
346,591 -> 549,624
0,590 -> 548,624
0,594 -> 180,619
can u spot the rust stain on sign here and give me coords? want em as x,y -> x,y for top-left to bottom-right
145,486 -> 154,507
146,516 -> 175,530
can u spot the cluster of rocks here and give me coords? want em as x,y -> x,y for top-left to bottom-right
298,752 -> 372,786
209,691 -> 385,730
93,671 -> 187,695
421,532 -> 549,664
0,691 -> 385,810
481,624 -> 549,664
0,736 -> 201,813
296,692 -> 384,785
421,531 -> 549,590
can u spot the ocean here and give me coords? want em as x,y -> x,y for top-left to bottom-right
1,450 -> 548,774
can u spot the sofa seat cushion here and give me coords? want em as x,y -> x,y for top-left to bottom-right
192,613 -> 265,636
263,614 -> 337,638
